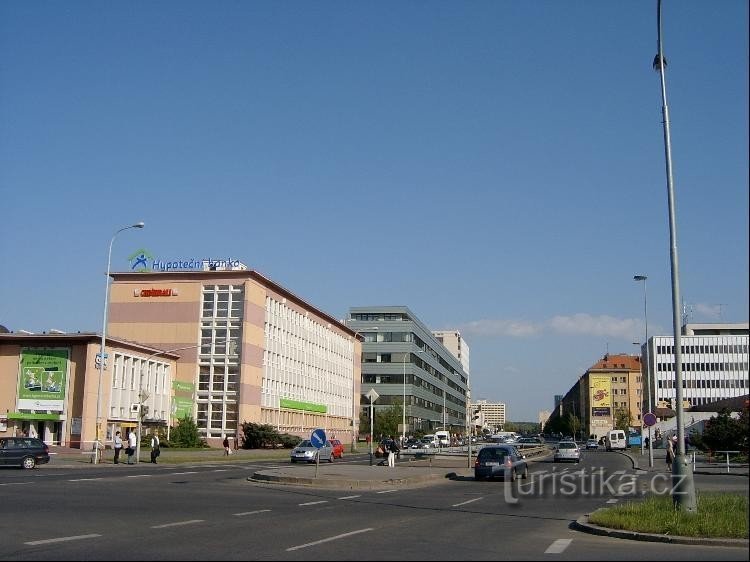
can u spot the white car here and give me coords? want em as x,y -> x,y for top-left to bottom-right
553,441 -> 581,463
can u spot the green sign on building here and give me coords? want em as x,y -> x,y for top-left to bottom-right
17,348 -> 69,411
171,380 -> 195,420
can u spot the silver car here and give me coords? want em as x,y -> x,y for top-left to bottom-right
553,441 -> 581,463
290,440 -> 334,463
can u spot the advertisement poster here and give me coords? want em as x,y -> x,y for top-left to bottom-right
18,348 -> 69,411
172,380 -> 195,419
590,374 -> 611,417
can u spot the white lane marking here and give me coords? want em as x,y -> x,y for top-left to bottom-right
337,495 -> 361,500
544,538 -> 573,554
376,489 -> 398,494
0,482 -> 33,486
169,471 -> 198,475
212,469 -> 229,472
25,534 -> 101,546
606,499 -> 619,504
125,474 -> 152,478
286,528 -> 374,551
299,500 -> 328,506
452,497 -> 483,507
68,478 -> 104,482
151,519 -> 204,529
234,509 -> 271,516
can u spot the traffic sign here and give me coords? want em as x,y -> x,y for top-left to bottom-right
643,412 -> 657,427
310,428 -> 327,449
365,388 -> 379,402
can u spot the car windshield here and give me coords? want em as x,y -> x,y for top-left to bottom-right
559,442 -> 577,449
297,441 -> 312,448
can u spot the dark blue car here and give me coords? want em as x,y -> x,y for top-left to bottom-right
474,444 -> 528,481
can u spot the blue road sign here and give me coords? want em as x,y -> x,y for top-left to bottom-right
310,428 -> 327,449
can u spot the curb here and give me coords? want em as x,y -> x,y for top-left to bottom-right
572,511 -> 749,547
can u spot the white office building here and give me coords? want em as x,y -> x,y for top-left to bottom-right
432,331 -> 470,374
472,400 -> 506,431
644,323 -> 748,408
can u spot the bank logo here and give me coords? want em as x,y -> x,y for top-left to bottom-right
128,248 -> 154,272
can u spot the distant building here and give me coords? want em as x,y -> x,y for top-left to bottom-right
432,330 -> 470,374
538,409 -> 552,429
472,400 -> 506,431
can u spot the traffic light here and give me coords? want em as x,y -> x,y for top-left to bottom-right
473,408 -> 481,422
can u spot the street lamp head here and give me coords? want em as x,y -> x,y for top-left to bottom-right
133,222 -> 145,229
634,275 -> 647,281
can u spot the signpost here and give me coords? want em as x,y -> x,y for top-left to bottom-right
365,388 -> 379,466
310,428 -> 326,477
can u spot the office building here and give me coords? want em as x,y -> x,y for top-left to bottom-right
472,400 -> 506,431
347,306 -> 469,435
432,330 -> 470,374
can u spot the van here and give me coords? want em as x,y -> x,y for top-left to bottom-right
605,429 -> 627,451
420,434 -> 438,448
435,430 -> 450,447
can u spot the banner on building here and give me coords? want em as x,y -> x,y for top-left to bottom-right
590,374 -> 611,417
17,348 -> 69,412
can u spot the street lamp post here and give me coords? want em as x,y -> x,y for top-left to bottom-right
634,275 -> 654,468
654,0 -> 696,512
94,221 -> 144,464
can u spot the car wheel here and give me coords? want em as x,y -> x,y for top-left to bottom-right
22,456 -> 36,469
328,453 -> 333,463
291,458 -> 297,463
521,466 -> 529,479
509,468 -> 516,482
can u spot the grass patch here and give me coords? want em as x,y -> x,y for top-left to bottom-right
589,492 -> 748,539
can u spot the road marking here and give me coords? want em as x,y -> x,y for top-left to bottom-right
212,469 -> 229,472
337,495 -> 361,500
25,534 -> 101,546
234,509 -> 271,516
544,539 -> 572,554
0,482 -> 33,486
68,478 -> 104,482
151,520 -> 204,529
606,499 -> 619,504
286,528 -> 374,551
170,471 -> 198,475
376,489 -> 398,494
125,474 -> 152,478
299,500 -> 328,506
452,497 -> 482,507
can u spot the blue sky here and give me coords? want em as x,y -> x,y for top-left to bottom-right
1,1 -> 747,422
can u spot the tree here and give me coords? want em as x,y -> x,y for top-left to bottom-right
567,413 -> 581,440
613,407 -> 632,433
240,422 -> 280,449
696,408 -> 745,454
359,402 -> 406,440
169,415 -> 206,448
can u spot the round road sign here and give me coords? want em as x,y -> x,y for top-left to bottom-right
643,412 -> 657,427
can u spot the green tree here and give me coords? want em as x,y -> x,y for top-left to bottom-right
567,413 -> 581,440
698,408 -> 745,454
613,407 -> 632,433
359,402 -> 405,441
240,422 -> 281,449
169,415 -> 206,448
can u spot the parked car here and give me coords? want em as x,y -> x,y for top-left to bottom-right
585,439 -> 599,450
553,441 -> 581,463
419,435 -> 438,449
404,438 -> 422,449
329,439 -> 344,459
290,440 -> 334,463
474,444 -> 528,481
0,437 -> 50,469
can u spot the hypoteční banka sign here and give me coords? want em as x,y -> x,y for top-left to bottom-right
128,249 -> 244,272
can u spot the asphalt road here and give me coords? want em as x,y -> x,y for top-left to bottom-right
0,451 -> 747,561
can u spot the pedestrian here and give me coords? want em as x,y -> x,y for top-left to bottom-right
150,434 -> 160,464
223,435 -> 230,456
113,431 -> 123,464
127,429 -> 137,464
387,436 -> 399,468
644,436 -> 650,449
665,435 -> 675,472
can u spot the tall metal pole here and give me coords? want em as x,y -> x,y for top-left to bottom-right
402,353 -> 407,445
95,222 -> 144,464
369,397 -> 374,466
654,0 -> 696,512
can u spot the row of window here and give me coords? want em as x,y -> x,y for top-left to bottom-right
657,378 -> 748,389
656,362 -> 747,372
655,344 -> 748,355
350,313 -> 407,322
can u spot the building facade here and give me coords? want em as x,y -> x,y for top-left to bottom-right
644,323 -> 749,409
347,306 -> 470,435
432,330 -> 470,374
107,268 -> 361,447
471,400 -> 506,432
0,333 -> 178,449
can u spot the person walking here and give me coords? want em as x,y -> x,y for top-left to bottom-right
387,436 -> 399,468
665,434 -> 675,472
127,429 -> 137,464
150,434 -> 160,464
223,435 -> 230,456
113,431 -> 123,464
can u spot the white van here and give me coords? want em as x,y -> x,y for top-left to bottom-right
435,430 -> 450,447
605,429 -> 627,451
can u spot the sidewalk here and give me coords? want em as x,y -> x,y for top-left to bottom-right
625,446 -> 749,476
